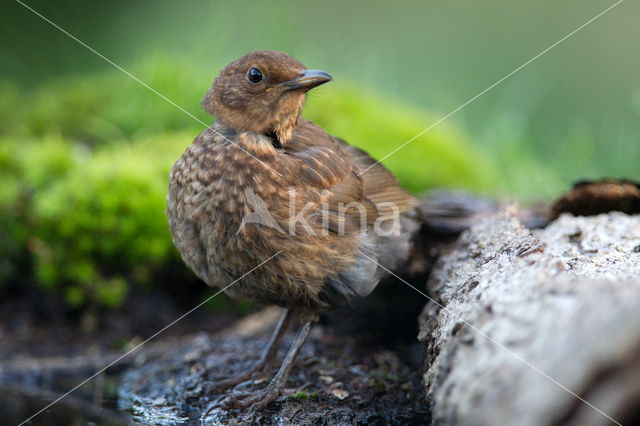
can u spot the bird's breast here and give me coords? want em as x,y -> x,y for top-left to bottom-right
171,137 -> 287,236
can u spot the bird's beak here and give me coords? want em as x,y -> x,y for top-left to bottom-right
281,70 -> 333,91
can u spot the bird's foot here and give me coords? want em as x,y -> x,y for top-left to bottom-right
222,384 -> 282,411
206,360 -> 271,391
203,382 -> 282,416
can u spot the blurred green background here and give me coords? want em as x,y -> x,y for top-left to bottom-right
1,0 -> 638,309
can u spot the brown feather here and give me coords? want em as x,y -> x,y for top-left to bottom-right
168,51 -> 420,313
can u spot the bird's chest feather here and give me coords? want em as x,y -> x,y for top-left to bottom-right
169,138 -> 287,255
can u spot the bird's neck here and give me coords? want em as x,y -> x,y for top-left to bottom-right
215,123 -> 280,157
219,111 -> 300,148
269,93 -> 306,145
271,116 -> 297,146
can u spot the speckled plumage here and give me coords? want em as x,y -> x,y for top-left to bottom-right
167,118 -> 417,311
167,51 -> 417,314
166,50 -> 419,409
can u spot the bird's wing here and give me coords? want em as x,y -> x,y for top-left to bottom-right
282,120 -> 378,233
282,119 -> 417,233
336,140 -> 418,215
282,119 -> 420,304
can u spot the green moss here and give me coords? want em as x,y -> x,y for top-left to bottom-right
287,390 -> 319,401
305,84 -> 497,193
5,57 -> 209,144
0,136 -> 78,290
29,133 -> 191,307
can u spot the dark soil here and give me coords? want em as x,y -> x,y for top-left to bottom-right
119,326 -> 430,425
0,285 -> 239,425
1,282 -> 430,425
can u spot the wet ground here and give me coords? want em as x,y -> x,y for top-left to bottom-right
0,287 -> 237,425
0,386 -> 128,426
1,289 -> 429,425
119,328 -> 429,425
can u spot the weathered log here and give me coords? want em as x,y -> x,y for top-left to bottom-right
419,208 -> 640,426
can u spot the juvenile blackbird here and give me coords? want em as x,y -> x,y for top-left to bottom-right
167,50 -> 418,410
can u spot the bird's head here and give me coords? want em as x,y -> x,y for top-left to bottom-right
203,50 -> 332,145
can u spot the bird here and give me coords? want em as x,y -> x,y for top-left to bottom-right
166,50 -> 419,410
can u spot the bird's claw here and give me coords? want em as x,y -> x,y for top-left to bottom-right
206,360 -> 271,391
221,385 -> 282,411
202,383 -> 282,416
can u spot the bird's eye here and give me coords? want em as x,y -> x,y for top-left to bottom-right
247,68 -> 263,84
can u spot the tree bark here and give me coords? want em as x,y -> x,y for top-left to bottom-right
419,207 -> 640,426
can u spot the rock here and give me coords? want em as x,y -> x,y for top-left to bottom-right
419,208 -> 640,426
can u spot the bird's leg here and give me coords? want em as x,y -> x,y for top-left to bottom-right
222,312 -> 318,410
208,308 -> 293,390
